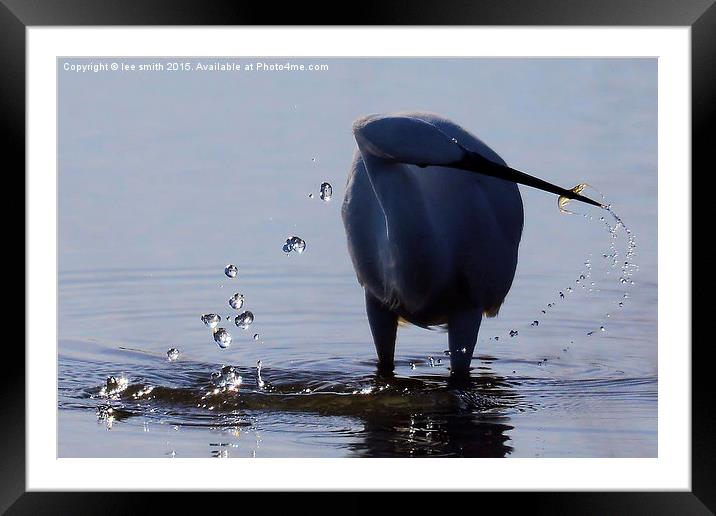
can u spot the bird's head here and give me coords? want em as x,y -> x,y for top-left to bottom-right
353,114 -> 463,167
352,113 -> 603,208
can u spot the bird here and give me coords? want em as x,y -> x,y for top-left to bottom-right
341,112 -> 601,376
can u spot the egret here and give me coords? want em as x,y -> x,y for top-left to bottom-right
341,112 -> 601,376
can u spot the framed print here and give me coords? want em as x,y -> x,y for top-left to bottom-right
5,0 -> 709,512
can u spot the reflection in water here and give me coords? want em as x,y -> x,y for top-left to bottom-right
347,373 -> 516,457
353,412 -> 513,458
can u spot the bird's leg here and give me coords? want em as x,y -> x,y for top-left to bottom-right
447,306 -> 483,376
365,290 -> 398,374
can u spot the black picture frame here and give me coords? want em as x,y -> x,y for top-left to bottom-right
4,0 -> 708,513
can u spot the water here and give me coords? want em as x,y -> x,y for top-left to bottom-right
58,57 -> 657,457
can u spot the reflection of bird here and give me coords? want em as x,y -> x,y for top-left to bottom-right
342,113 -> 601,375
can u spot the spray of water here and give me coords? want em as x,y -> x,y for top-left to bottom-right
500,183 -> 638,365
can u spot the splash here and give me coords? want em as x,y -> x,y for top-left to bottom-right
256,360 -> 265,389
100,375 -> 129,398
513,182 -> 639,363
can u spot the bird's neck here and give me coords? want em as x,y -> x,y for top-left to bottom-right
362,155 -> 439,271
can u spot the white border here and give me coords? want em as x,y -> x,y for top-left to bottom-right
28,27 -> 690,491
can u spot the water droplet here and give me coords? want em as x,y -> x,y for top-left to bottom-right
201,313 -> 221,329
320,182 -> 333,201
229,293 -> 244,310
224,264 -> 238,278
600,326 -> 605,332
213,328 -> 232,349
290,236 -> 306,254
283,236 -> 306,254
166,348 -> 180,361
509,330 -> 519,337
235,311 -> 254,329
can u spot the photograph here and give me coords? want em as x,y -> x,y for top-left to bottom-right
56,56 -> 658,459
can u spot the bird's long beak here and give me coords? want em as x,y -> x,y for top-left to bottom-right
450,149 -> 604,208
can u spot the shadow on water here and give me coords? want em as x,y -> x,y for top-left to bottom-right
60,348 -> 522,457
